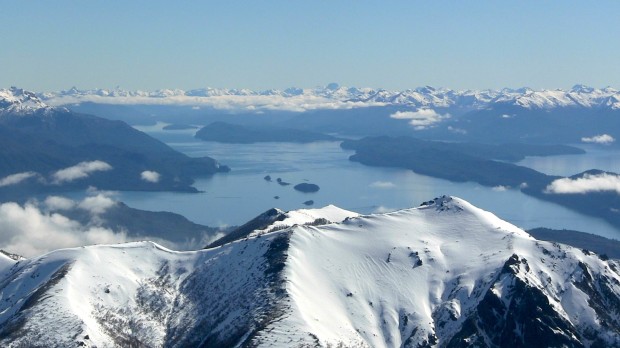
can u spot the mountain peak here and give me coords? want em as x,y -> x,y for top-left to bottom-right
0,87 -> 55,115
419,195 -> 463,212
0,198 -> 618,347
570,83 -> 595,93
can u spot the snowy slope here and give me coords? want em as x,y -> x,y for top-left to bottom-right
206,204 -> 358,248
0,197 -> 619,347
251,204 -> 359,235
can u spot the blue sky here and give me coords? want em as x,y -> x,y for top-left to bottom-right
2,1 -> 619,91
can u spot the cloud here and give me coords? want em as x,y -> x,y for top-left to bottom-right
77,194 -> 117,215
492,185 -> 509,192
44,196 -> 76,211
369,181 -> 396,189
545,173 -> 620,194
52,160 -> 112,184
140,170 -> 161,183
0,172 -> 40,187
581,134 -> 615,145
373,206 -> 396,213
45,94 -> 387,113
0,201 -> 128,258
390,109 -> 449,129
447,126 -> 467,134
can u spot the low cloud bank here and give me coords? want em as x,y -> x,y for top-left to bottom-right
545,172 -> 620,194
0,200 -> 127,258
46,94 -> 386,113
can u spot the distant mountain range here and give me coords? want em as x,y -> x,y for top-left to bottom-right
30,84 -> 620,145
1,197 -> 618,347
36,83 -> 620,111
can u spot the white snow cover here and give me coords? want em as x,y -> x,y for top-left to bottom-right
33,84 -> 620,112
0,197 -> 618,347
0,87 -> 64,115
252,204 -> 359,236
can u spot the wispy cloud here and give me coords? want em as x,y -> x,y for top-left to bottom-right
581,134 -> 615,144
0,172 -> 40,187
52,160 -> 112,184
140,170 -> 161,183
447,126 -> 467,134
545,172 -> 620,194
373,206 -> 396,213
390,109 -> 449,129
369,181 -> 396,189
492,185 -> 509,192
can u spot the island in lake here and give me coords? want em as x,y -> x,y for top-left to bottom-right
342,136 -> 620,229
294,183 -> 320,193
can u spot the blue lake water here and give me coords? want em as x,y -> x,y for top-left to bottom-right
517,144 -> 620,176
119,125 -> 620,239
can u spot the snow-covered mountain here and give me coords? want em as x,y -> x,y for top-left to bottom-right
1,196 -> 618,347
0,87 -> 62,115
36,84 -> 620,111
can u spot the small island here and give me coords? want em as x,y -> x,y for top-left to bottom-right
303,200 -> 314,206
277,178 -> 291,186
294,183 -> 320,193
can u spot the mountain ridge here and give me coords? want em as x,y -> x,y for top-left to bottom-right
1,196 -> 618,347
33,84 -> 620,111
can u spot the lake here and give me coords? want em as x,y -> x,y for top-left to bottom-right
120,124 -> 620,239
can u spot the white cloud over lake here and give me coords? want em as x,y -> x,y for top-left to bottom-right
545,172 -> 620,194
581,134 -> 615,144
390,109 -> 449,129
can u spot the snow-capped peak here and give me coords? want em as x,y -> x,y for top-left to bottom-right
0,87 -> 60,115
1,197 -> 618,347
33,83 -> 620,112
